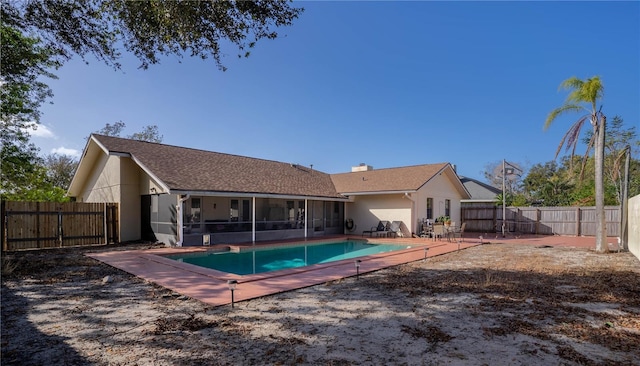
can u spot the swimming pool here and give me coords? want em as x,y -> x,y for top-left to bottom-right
166,241 -> 412,275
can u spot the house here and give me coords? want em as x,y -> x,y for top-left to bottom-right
68,135 -> 470,246
459,176 -> 502,205
332,163 -> 470,234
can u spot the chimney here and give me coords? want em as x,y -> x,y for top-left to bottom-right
452,164 -> 457,172
352,163 -> 373,172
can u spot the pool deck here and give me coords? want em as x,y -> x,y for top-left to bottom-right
86,233 -> 613,307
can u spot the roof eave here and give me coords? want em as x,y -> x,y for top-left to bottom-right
339,189 -> 418,196
169,190 -> 350,201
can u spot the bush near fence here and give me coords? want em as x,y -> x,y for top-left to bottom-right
1,201 -> 118,251
461,203 -> 621,237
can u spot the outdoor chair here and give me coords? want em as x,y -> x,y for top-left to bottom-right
362,221 -> 390,237
389,221 -> 403,238
451,222 -> 466,242
432,224 -> 445,241
419,222 -> 433,238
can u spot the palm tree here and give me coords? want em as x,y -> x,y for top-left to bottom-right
544,76 -> 608,253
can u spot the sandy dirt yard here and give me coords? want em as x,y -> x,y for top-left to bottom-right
2,241 -> 639,366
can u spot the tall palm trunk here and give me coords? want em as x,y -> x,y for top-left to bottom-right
594,115 -> 608,252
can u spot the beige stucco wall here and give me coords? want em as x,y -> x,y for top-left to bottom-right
79,155 -> 144,242
119,158 -> 141,242
81,154 -> 119,203
346,194 -> 412,234
628,194 -> 640,260
414,173 -> 463,226
345,171 -> 466,236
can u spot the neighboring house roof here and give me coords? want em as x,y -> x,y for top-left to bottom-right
71,134 -> 346,199
331,163 -> 471,199
459,176 -> 502,201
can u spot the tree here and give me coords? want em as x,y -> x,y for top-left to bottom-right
2,0 -> 301,200
93,122 -> 163,143
44,154 -> 78,190
544,76 -> 607,252
482,160 -> 524,194
0,19 -> 61,201
128,125 -> 163,143
96,121 -> 126,137
581,115 -> 639,205
2,0 -> 303,71
523,161 -> 574,205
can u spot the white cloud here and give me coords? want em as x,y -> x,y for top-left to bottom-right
51,147 -> 81,158
24,122 -> 56,139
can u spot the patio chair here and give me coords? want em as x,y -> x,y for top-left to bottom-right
451,222 -> 466,242
419,223 -> 432,238
389,221 -> 403,238
362,221 -> 390,237
432,224 -> 445,241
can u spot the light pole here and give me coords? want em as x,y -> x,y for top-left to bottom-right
502,159 -> 506,238
355,260 -> 361,279
227,279 -> 238,308
500,160 -> 521,238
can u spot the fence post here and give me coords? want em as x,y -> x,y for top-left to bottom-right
58,210 -> 63,247
576,207 -> 581,236
492,206 -> 497,233
1,200 -> 6,252
103,203 -> 108,245
36,202 -> 41,249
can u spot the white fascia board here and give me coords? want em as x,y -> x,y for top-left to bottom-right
68,136 -> 110,196
419,164 -> 471,199
128,155 -> 171,193
340,190 -> 417,196
170,190 -> 351,202
90,135 -> 111,155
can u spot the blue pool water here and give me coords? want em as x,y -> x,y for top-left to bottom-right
166,241 -> 411,275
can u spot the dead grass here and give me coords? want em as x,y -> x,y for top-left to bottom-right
2,242 -> 639,365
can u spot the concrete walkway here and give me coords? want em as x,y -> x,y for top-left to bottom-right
87,233 -> 612,307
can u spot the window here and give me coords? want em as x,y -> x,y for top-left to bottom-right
189,198 -> 201,229
230,199 -> 239,221
287,201 -> 295,222
426,198 -> 433,219
242,200 -> 250,222
445,199 -> 450,217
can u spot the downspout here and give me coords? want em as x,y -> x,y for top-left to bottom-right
176,194 -> 190,247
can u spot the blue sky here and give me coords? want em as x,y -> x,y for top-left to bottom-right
32,1 -> 639,181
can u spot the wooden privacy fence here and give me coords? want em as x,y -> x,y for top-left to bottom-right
1,201 -> 118,251
461,204 -> 621,237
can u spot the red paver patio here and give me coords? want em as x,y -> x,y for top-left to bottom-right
86,233 -> 613,307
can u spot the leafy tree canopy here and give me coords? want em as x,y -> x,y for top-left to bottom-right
94,121 -> 163,143
44,153 -> 78,191
2,0 -> 303,71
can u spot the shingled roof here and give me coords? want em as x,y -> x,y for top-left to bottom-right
330,163 -> 455,194
90,135 -> 345,199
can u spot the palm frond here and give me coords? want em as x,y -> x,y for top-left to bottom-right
578,132 -> 596,180
554,116 -> 588,159
611,145 -> 631,181
559,77 -> 583,93
544,104 -> 584,130
561,76 -> 603,110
